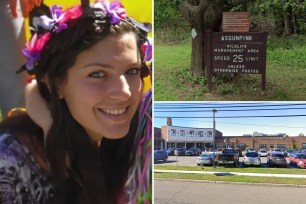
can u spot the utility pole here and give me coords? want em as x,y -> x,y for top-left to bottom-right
212,108 -> 217,168
212,109 -> 217,149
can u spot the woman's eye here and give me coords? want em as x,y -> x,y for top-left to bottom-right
89,71 -> 106,78
126,68 -> 141,75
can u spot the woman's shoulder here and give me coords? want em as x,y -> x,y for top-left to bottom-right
0,131 -> 41,174
0,132 -> 46,181
0,112 -> 46,172
0,130 -> 56,203
0,131 -> 22,154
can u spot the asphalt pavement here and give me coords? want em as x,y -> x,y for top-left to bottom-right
154,179 -> 306,204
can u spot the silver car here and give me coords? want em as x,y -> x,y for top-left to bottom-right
197,153 -> 214,166
243,152 -> 261,166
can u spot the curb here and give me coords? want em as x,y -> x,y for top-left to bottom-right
154,169 -> 306,178
154,178 -> 306,188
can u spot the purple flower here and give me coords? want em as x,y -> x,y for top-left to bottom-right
94,0 -> 127,24
21,33 -> 51,71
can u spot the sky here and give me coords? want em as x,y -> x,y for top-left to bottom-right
154,102 -> 306,136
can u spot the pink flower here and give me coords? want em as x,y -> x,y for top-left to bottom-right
59,5 -> 83,24
22,33 -> 51,71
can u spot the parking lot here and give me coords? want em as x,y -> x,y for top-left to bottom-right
154,155 -> 301,169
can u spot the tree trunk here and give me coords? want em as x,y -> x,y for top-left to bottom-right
284,13 -> 291,36
292,14 -> 297,34
191,10 -> 205,76
178,0 -> 257,77
179,1 -> 207,76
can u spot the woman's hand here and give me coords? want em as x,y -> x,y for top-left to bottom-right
8,0 -> 42,18
25,79 -> 52,137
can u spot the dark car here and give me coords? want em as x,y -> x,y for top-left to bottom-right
235,149 -> 242,157
154,150 -> 168,162
281,149 -> 288,157
174,148 -> 186,156
284,149 -> 296,157
166,147 -> 176,156
267,152 -> 287,167
193,148 -> 202,155
216,149 -> 239,167
185,148 -> 201,156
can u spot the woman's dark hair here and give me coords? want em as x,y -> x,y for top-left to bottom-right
27,4 -> 149,204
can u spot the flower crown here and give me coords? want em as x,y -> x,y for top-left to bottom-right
18,0 -> 152,75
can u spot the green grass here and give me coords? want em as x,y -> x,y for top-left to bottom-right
155,172 -> 306,185
155,165 -> 306,175
154,35 -> 306,101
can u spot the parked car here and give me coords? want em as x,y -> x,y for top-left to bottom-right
267,152 -> 287,167
289,153 -> 306,166
267,148 -> 283,156
194,147 -> 202,155
235,149 -> 242,157
300,149 -> 306,154
216,149 -> 239,167
246,148 -> 256,153
281,149 -> 288,157
258,149 -> 268,157
285,149 -> 296,157
296,156 -> 306,168
243,152 -> 261,166
274,148 -> 283,153
154,150 -> 168,162
174,148 -> 187,156
166,147 -> 176,156
185,148 -> 200,156
196,153 -> 215,166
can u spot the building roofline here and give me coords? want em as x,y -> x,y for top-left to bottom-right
161,125 -> 220,130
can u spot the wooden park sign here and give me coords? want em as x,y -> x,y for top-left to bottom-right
206,13 -> 268,91
222,12 -> 250,32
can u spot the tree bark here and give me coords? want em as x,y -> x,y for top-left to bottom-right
284,13 -> 291,36
292,14 -> 297,34
178,0 -> 257,77
179,0 -> 208,76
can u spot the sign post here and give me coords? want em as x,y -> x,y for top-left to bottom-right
206,32 -> 268,91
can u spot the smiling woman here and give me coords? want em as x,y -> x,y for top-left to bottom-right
58,32 -> 143,142
0,1 -> 152,203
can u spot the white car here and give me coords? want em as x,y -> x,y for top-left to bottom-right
258,149 -> 268,157
246,148 -> 256,153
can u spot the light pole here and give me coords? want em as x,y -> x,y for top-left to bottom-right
212,108 -> 217,168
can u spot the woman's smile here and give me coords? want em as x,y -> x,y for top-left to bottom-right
97,106 -> 130,122
100,108 -> 127,115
